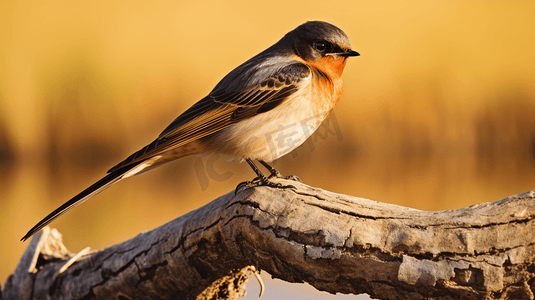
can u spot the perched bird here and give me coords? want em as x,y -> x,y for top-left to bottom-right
22,21 -> 359,241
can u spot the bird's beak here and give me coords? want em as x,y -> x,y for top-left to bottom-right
337,49 -> 360,57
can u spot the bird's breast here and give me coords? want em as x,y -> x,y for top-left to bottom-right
202,74 -> 340,162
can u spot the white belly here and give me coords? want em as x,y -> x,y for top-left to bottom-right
203,81 -> 334,162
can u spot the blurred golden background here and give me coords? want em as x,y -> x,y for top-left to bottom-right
1,0 -> 534,297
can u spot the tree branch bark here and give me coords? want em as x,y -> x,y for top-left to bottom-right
4,179 -> 535,300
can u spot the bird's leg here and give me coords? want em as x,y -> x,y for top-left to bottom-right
235,159 -> 268,193
246,158 -> 270,184
235,159 -> 297,194
259,160 -> 301,182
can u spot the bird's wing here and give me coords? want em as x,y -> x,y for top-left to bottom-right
107,62 -> 310,173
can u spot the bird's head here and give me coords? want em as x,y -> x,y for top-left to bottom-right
283,21 -> 360,80
289,21 -> 359,61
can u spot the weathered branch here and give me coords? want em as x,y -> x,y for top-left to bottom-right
4,179 -> 535,299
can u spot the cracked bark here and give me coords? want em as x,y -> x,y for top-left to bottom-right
4,179 -> 535,300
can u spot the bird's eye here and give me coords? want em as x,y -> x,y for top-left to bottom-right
313,41 -> 328,52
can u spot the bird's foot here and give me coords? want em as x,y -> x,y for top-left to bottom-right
267,171 -> 301,182
259,160 -> 301,182
235,177 -> 262,193
235,175 -> 297,195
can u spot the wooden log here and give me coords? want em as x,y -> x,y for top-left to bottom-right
4,180 -> 535,300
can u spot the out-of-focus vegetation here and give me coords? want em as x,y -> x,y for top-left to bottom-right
1,1 -> 534,296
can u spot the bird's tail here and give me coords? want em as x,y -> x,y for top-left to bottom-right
21,164 -> 138,242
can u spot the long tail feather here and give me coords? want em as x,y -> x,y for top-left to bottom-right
21,164 -> 137,241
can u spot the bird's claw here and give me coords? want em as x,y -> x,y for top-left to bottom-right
264,168 -> 301,182
235,177 -> 261,194
235,176 -> 297,195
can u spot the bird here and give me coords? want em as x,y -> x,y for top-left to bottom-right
21,21 -> 359,241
